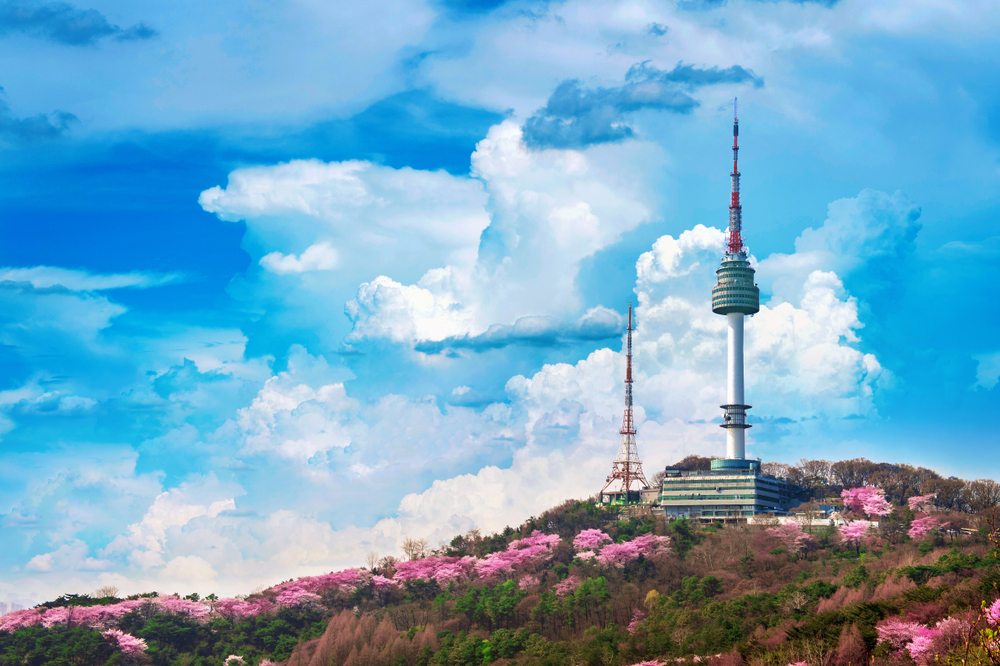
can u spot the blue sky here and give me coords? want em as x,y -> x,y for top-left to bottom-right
0,0 -> 998,603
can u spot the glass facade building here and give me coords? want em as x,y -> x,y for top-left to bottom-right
654,465 -> 802,520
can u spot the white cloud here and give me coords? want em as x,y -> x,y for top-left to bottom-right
343,121 -> 660,344
260,242 -> 339,274
758,189 -> 920,303
200,159 -> 491,272
345,271 -> 476,344
0,266 -> 182,291
25,541 -> 111,573
636,224 -> 727,286
161,556 -> 218,585
102,474 -> 238,568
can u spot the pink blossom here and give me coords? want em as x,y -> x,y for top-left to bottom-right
393,555 -> 477,585
627,609 -> 645,634
224,656 -> 246,666
212,597 -> 273,619
573,529 -> 612,551
839,520 -> 871,546
40,606 -> 73,628
908,516 -> 949,540
788,662 -> 808,666
908,494 -> 936,512
627,662 -> 663,666
154,595 -> 212,619
874,619 -> 951,666
986,599 -> 1000,627
766,523 -> 815,553
102,629 -> 148,656
509,531 -> 562,551
553,575 -> 581,597
474,532 -> 560,579
371,575 -> 400,591
270,568 -> 364,597
596,534 -> 672,568
0,608 -> 44,632
518,574 -> 540,589
275,589 -> 322,606
842,486 -> 893,517
576,550 -> 596,561
907,627 -> 939,663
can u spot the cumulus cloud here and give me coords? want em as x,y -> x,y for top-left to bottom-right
345,271 -> 476,344
522,62 -> 763,149
199,159 -> 489,269
102,474 -> 238,568
260,242 -> 339,274
343,121 -> 659,345
230,345 -> 517,481
759,189 -> 921,303
25,540 -> 110,573
0,1 -> 156,46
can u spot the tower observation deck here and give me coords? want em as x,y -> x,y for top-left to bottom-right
711,99 -> 760,472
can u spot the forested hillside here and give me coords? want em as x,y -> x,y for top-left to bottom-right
2,457 -> 999,666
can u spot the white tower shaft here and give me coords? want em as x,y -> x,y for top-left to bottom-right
727,312 -> 745,459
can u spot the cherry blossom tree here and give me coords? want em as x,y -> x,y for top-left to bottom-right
102,629 -> 148,657
766,523 -> 815,554
371,575 -> 400,592
627,609 -> 645,633
839,520 -> 870,555
986,598 -> 1000,627
841,486 -> 892,518
0,609 -> 43,632
518,574 -> 540,589
394,555 -> 477,585
553,576 -> 580,597
908,493 -> 937,512
474,531 -> 561,579
596,534 -> 671,568
573,529 -> 612,551
908,516 -> 949,540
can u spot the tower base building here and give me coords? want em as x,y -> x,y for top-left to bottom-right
655,463 -> 802,521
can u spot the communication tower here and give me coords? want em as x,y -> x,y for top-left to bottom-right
600,304 -> 649,502
710,98 -> 761,471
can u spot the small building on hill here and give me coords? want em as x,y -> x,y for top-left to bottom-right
653,460 -> 804,521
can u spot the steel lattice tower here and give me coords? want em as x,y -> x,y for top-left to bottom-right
600,304 -> 649,502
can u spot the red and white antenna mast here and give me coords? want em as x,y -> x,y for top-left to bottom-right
728,97 -> 744,255
600,304 -> 649,503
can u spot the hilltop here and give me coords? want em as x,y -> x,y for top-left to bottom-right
1,457 -> 999,666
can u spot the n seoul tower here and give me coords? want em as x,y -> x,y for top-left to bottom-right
711,99 -> 760,470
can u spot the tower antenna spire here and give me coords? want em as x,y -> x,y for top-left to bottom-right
728,97 -> 743,255
600,303 -> 649,503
